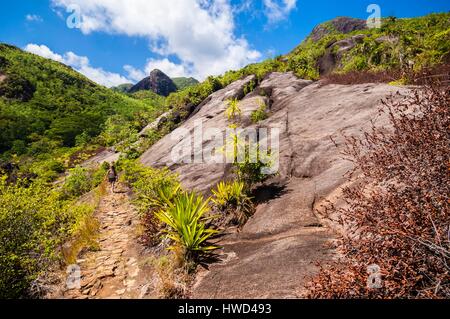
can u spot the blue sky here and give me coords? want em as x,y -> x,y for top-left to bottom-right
0,1 -> 449,87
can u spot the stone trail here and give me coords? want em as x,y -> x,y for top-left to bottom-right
61,186 -> 156,299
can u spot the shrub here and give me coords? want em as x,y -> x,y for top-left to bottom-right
211,180 -> 254,226
250,100 -> 268,123
0,177 -> 69,298
28,158 -> 66,182
122,161 -> 181,214
308,83 -> 450,298
243,79 -> 257,95
11,140 -> 27,155
155,191 -> 219,261
223,130 -> 276,188
234,145 -> 275,189
91,163 -> 109,187
62,166 -> 93,198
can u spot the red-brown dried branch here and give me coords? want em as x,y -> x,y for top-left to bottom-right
308,80 -> 449,298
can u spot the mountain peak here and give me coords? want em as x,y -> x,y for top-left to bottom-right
149,69 -> 165,76
128,69 -> 177,96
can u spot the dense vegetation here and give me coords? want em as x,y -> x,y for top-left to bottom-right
171,77 -> 199,90
0,44 -> 165,298
0,166 -> 107,298
0,44 -> 165,180
110,83 -> 133,93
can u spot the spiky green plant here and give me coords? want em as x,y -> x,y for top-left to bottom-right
211,180 -> 250,210
149,184 -> 181,209
212,180 -> 254,226
222,128 -> 246,164
225,98 -> 242,121
155,192 -> 219,260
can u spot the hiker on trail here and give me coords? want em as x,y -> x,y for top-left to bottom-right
108,163 -> 118,192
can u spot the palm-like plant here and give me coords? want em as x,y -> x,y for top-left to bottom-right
211,180 -> 253,226
221,130 -> 275,188
225,98 -> 242,121
149,184 -> 181,209
222,129 -> 246,164
155,192 -> 219,260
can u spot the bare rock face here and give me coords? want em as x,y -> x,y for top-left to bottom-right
318,34 -> 366,75
140,74 -> 266,192
309,17 -> 367,42
139,72 -> 410,298
128,69 -> 177,96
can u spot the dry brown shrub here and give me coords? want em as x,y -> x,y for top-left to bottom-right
320,69 -> 403,86
308,82 -> 449,298
320,63 -> 450,87
409,63 -> 450,87
151,253 -> 191,299
139,210 -> 163,247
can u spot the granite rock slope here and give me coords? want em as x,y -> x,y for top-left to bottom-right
139,72 -> 409,298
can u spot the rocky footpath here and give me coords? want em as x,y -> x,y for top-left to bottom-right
139,71 -> 410,298
57,186 -> 156,299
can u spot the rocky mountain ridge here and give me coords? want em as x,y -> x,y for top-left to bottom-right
128,69 -> 178,96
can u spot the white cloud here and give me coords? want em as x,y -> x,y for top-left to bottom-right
263,0 -> 297,23
51,0 -> 261,80
24,44 -> 64,62
233,0 -> 253,14
123,65 -> 146,83
76,62 -> 130,87
144,59 -> 190,78
24,44 -> 130,87
124,58 -> 189,81
26,14 -> 43,22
